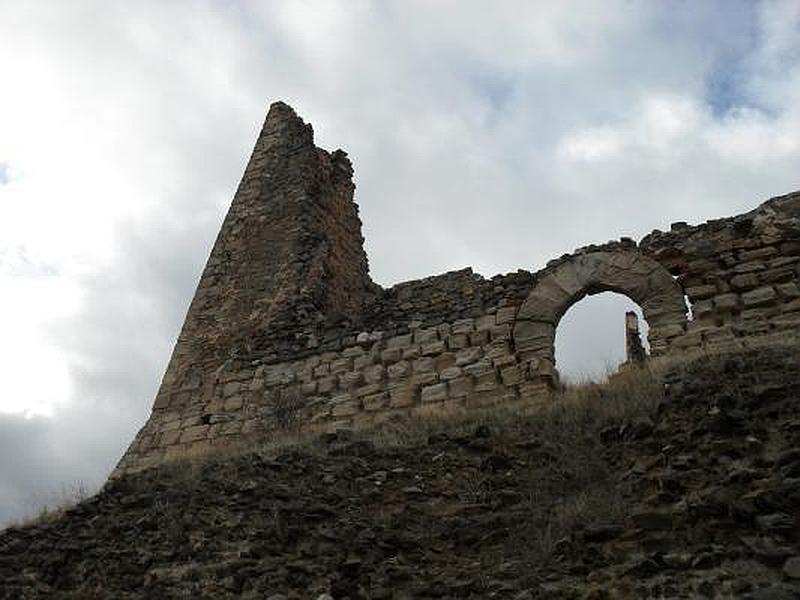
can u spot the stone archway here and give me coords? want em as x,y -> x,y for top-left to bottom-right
513,250 -> 688,385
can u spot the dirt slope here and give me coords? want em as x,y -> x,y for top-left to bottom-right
2,347 -> 800,599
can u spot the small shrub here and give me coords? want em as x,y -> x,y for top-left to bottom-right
13,481 -> 93,528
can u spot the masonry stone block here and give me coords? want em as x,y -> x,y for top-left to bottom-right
513,321 -> 555,352
469,330 -> 490,346
223,396 -> 244,411
388,384 -> 416,408
455,347 -> 483,366
448,333 -> 469,350
338,371 -> 363,390
742,286 -> 778,307
731,273 -> 760,290
318,376 -> 337,394
421,383 -> 448,403
402,346 -> 420,360
463,359 -> 494,377
330,358 -> 353,374
475,314 -> 496,331
387,360 -> 411,380
500,365 -> 522,386
313,363 -> 330,377
353,354 -> 374,371
489,324 -> 512,341
342,346 -> 364,358
440,366 -> 463,381
412,372 -> 438,387
451,319 -> 474,335
685,284 -> 718,300
474,372 -> 499,392
413,357 -> 436,373
762,267 -> 795,284
414,328 -> 439,344
495,306 -> 518,325
223,382 -> 241,397
363,392 -> 389,412
386,334 -> 413,350
363,364 -> 385,384
421,340 -> 446,356
180,425 -> 209,444
161,430 -> 182,446
354,383 -> 383,398
380,348 -> 402,364
739,246 -> 778,262
330,401 -> 359,418
448,377 -> 473,398
713,293 -> 740,311
777,282 -> 800,298
435,353 -> 456,371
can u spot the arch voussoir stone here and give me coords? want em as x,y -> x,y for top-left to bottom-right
514,249 -> 688,387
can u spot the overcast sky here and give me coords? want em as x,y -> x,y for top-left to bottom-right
1,0 -> 799,524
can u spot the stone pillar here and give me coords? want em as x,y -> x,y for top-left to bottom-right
625,311 -> 646,364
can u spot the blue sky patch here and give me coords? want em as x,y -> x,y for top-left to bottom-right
0,162 -> 8,185
706,61 -> 750,117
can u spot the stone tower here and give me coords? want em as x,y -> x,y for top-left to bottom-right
114,102 -> 374,473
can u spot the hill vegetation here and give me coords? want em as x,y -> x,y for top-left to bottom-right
2,346 -> 800,599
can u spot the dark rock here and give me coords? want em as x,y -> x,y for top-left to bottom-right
631,510 -> 673,531
740,536 -> 795,565
747,583 -> 800,600
582,523 -> 623,543
756,513 -> 795,535
782,556 -> 800,579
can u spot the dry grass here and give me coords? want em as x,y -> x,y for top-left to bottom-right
10,481 -> 93,529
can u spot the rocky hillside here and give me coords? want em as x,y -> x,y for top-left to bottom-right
2,347 -> 800,599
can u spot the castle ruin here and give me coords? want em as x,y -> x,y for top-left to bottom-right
113,102 -> 800,476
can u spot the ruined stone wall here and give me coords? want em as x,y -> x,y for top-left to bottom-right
640,191 -> 800,352
112,103 -> 800,477
116,269 -> 545,474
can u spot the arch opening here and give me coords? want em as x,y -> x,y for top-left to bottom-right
513,250 -> 688,388
555,291 -> 650,384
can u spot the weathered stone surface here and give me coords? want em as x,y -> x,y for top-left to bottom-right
421,383 -> 448,403
742,286 -> 777,307
387,361 -> 410,380
455,347 -> 483,366
440,366 -> 462,381
686,284 -> 718,300
363,364 -> 385,384
388,384 -> 415,408
731,272 -> 761,290
448,377 -> 473,398
713,293 -> 740,311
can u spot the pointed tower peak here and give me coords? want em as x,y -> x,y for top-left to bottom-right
263,101 -> 313,142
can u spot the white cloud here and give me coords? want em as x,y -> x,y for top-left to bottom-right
0,0 -> 799,524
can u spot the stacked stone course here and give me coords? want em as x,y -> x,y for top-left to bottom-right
113,103 -> 800,476
641,192 -> 800,352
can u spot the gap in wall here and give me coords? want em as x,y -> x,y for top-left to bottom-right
555,291 -> 649,384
